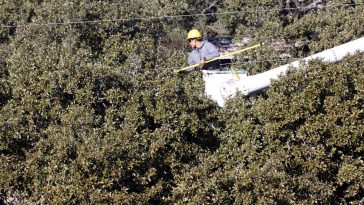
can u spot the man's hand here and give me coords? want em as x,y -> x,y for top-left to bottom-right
199,58 -> 206,68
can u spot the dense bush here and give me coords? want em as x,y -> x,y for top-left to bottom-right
0,0 -> 363,204
170,54 -> 364,204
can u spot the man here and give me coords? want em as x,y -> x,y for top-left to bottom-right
187,29 -> 220,71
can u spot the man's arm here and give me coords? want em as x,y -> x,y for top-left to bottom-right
186,52 -> 197,71
188,50 -> 199,66
188,53 -> 194,66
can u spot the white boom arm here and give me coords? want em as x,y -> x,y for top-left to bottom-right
203,37 -> 364,107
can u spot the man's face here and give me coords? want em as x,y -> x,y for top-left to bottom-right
188,39 -> 196,48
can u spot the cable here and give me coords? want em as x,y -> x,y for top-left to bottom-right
1,3 -> 362,28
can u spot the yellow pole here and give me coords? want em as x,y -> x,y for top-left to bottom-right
174,43 -> 261,73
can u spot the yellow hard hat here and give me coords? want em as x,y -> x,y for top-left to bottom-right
187,29 -> 202,40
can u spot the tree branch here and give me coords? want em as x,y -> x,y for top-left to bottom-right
300,0 -> 323,11
202,0 -> 219,14
285,0 -> 324,12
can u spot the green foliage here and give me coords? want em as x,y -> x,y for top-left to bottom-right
1,0 -> 364,204
170,54 -> 364,204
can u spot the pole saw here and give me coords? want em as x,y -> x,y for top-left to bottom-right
173,43 -> 262,74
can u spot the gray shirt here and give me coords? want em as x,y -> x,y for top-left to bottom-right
188,40 -> 220,70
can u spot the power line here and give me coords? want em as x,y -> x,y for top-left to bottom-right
1,3 -> 362,28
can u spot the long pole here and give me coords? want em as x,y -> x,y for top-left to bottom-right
174,43 -> 262,73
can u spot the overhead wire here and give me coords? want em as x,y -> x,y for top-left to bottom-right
1,3 -> 363,28
1,2 -> 362,73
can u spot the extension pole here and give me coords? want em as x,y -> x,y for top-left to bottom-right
174,43 -> 261,73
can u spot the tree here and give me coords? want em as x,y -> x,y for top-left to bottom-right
1,0 -> 363,204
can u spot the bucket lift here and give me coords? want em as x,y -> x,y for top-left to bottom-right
203,37 -> 364,107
